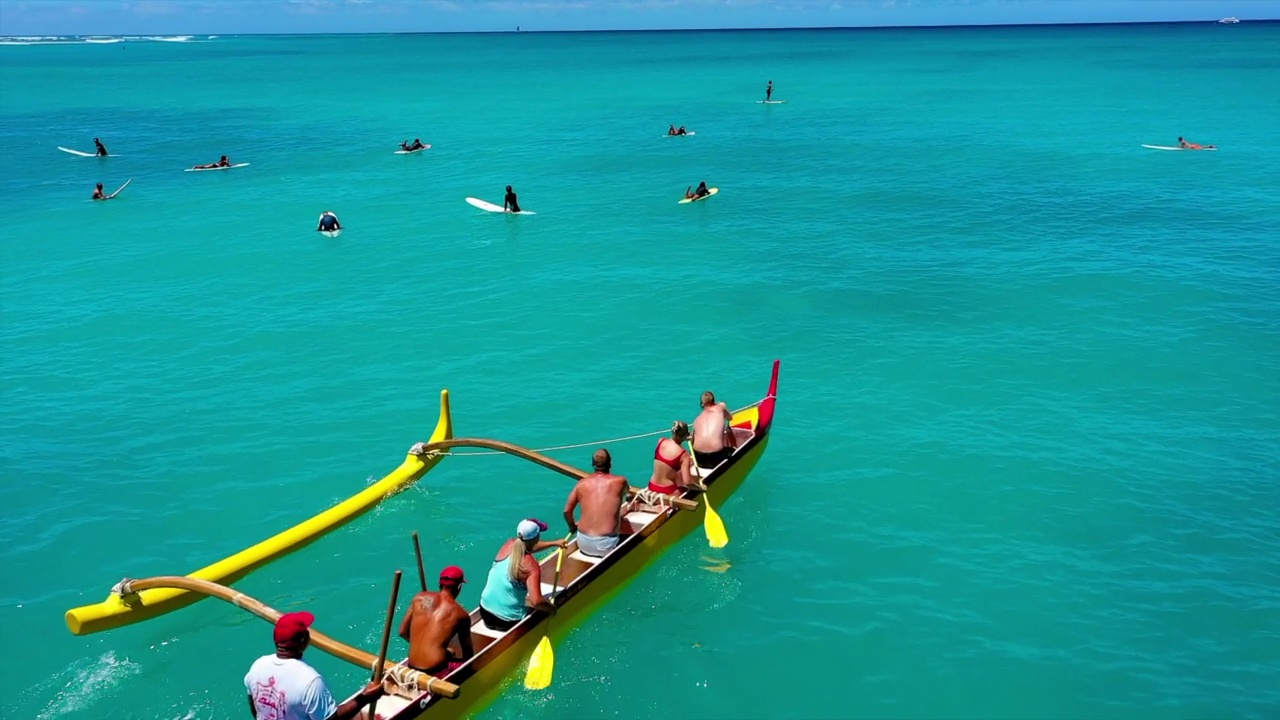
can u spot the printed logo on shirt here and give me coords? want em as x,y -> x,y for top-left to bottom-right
250,676 -> 288,720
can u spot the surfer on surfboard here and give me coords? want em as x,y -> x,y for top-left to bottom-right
94,138 -> 108,157
1178,136 -> 1216,150
667,125 -> 689,136
193,155 -> 231,169
91,179 -> 128,200
317,211 -> 341,233
685,181 -> 710,200
504,185 -> 521,213
401,138 -> 426,152
765,80 -> 773,102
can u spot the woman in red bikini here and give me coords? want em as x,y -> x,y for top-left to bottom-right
648,421 -> 695,496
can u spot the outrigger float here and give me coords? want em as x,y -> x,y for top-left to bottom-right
71,361 -> 780,720
64,390 -> 456,636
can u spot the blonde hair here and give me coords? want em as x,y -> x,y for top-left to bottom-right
671,420 -> 690,441
508,538 -> 528,583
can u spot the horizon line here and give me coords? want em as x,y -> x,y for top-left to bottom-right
3,18 -> 1275,38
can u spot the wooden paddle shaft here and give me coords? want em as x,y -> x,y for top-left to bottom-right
368,570 -> 402,719
412,532 -> 427,592
117,576 -> 459,699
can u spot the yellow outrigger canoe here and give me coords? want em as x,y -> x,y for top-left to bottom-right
63,390 -> 455,636
68,362 -> 779,719
366,360 -> 780,720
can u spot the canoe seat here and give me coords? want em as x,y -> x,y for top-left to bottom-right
471,619 -> 506,638
625,510 -> 659,528
568,549 -> 603,564
691,462 -> 720,478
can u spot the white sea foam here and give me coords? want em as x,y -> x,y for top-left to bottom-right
0,34 -> 209,46
32,651 -> 142,719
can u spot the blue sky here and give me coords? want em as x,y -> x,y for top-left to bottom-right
1,0 -> 1276,35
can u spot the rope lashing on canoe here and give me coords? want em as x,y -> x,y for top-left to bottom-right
409,427 -> 667,458
382,662 -> 439,697
630,487 -> 683,509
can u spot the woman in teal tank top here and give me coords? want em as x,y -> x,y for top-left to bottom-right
478,518 -> 567,631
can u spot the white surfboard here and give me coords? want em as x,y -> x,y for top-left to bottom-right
184,162 -> 250,172
1141,144 -> 1217,151
678,187 -> 719,204
394,145 -> 431,154
663,132 -> 696,137
59,146 -> 116,157
465,197 -> 535,215
757,100 -> 787,104
94,178 -> 131,201
319,229 -> 343,238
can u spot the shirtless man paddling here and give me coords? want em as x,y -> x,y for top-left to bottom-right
398,566 -> 474,677
563,449 -> 630,558
692,391 -> 738,469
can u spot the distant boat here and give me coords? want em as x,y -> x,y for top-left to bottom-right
1218,17 -> 1240,23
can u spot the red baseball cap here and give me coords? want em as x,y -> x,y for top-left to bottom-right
274,611 -> 315,645
439,566 -> 466,586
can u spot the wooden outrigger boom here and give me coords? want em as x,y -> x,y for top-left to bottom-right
112,575 -> 461,699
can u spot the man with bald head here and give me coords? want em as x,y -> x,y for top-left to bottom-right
563,449 -> 630,557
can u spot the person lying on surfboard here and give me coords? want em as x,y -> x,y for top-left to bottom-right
317,211 -> 341,232
401,139 -> 425,151
193,155 -> 230,169
685,181 -> 710,200
503,185 -> 521,213
1178,137 -> 1216,150
93,138 -> 108,157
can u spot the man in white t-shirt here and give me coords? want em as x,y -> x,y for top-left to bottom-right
244,611 -> 385,720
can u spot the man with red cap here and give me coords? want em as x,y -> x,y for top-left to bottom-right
398,565 -> 474,677
245,610 -> 385,720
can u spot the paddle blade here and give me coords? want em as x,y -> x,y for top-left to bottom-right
524,635 -> 555,690
704,496 -> 729,549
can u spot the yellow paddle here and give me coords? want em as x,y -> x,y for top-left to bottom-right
523,534 -> 572,690
686,443 -> 729,549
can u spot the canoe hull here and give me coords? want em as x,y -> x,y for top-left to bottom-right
375,362 -> 779,720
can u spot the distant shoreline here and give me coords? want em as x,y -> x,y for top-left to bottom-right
3,18 -> 1276,40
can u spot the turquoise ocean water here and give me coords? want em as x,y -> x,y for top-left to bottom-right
2,22 -> 1278,720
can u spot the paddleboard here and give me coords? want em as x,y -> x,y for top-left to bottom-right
678,187 -> 719,204
465,197 -> 536,215
184,162 -> 250,172
319,229 -> 343,238
757,100 -> 787,104
394,145 -> 431,154
1141,144 -> 1217,151
59,146 -> 116,157
663,132 -> 696,137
